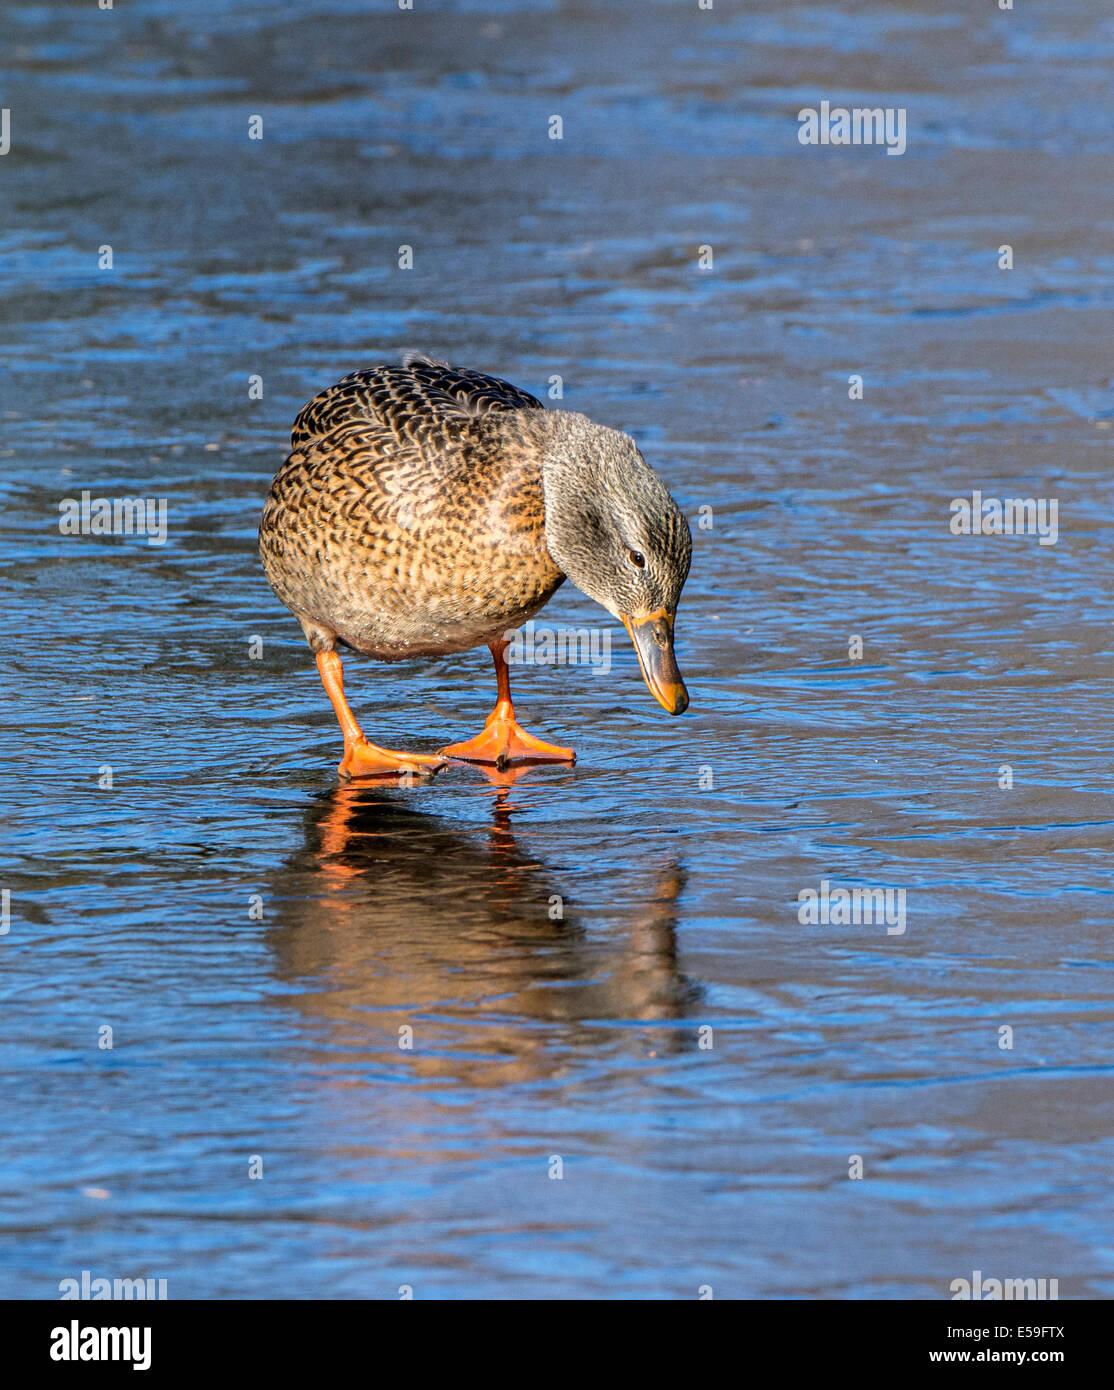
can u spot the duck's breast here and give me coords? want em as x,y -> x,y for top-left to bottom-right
259,418 -> 564,658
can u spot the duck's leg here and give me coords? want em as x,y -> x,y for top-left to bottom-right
316,651 -> 447,778
440,640 -> 575,767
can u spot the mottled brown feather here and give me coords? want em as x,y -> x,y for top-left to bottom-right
259,361 -> 564,660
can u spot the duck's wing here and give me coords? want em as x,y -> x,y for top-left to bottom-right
290,357 -> 545,451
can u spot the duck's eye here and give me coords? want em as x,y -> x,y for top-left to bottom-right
628,549 -> 646,569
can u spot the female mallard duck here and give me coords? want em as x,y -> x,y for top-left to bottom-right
259,355 -> 692,777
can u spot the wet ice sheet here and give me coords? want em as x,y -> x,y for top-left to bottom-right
1,1 -> 1112,1297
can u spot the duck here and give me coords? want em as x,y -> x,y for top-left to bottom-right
258,354 -> 692,777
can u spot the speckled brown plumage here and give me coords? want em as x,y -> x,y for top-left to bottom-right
259,358 -> 566,660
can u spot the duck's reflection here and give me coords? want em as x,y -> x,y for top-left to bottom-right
266,783 -> 699,1083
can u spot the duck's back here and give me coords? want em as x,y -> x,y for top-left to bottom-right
290,357 -> 545,451
259,358 -> 565,660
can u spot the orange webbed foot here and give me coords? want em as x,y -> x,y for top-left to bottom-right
339,738 -> 448,780
439,701 -> 575,768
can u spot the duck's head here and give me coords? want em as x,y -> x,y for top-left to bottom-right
538,412 -> 692,715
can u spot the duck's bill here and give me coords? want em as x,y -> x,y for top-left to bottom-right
622,609 -> 689,716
